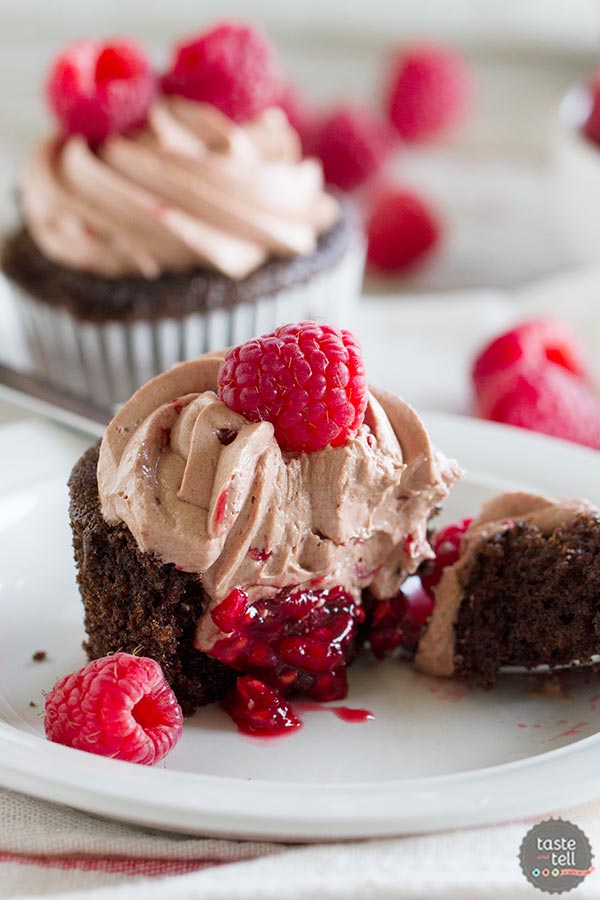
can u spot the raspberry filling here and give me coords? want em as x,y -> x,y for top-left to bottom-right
208,585 -> 364,705
368,517 -> 474,658
368,580 -> 435,658
221,676 -> 301,736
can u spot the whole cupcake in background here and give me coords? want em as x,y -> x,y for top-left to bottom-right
1,23 -> 362,406
69,321 -> 460,733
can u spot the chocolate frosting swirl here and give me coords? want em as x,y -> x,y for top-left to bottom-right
98,355 -> 461,632
21,99 -> 339,280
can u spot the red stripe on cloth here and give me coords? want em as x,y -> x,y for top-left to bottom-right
0,852 -> 229,877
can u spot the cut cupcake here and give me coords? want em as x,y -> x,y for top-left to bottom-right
69,322 -> 460,719
2,25 -> 362,406
415,492 -> 600,686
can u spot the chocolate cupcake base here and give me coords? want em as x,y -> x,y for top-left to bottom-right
3,213 -> 363,406
69,443 -> 236,715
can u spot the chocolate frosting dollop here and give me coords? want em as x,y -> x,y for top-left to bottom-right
415,491 -> 599,677
97,353 -> 461,651
21,99 -> 339,280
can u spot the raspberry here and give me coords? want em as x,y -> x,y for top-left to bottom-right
386,44 -> 473,142
368,581 -> 435,658
366,188 -> 441,273
44,653 -> 183,765
478,365 -> 600,451
583,72 -> 600,146
221,676 -> 301,736
421,518 -> 473,595
217,322 -> 368,453
472,319 -> 588,406
46,39 -> 156,144
209,585 -> 363,703
312,106 -> 394,191
162,22 -> 278,123
471,319 -> 600,448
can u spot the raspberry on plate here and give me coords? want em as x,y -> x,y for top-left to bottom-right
162,21 -> 279,123
46,39 -> 156,144
471,319 -> 600,448
312,105 -> 394,192
221,676 -> 301,736
385,43 -> 473,143
472,319 -> 588,401
217,321 -> 368,453
44,653 -> 183,764
479,364 -> 600,451
366,188 -> 441,273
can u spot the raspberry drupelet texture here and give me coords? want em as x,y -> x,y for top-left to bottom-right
44,653 -> 183,764
46,39 -> 156,144
217,321 -> 368,453
162,22 -> 279,123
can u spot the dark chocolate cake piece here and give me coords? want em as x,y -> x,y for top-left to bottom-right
69,443 -> 236,715
415,492 -> 600,687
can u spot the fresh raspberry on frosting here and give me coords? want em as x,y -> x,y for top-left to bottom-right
221,676 -> 301,736
366,187 -> 441,273
217,322 -> 368,453
385,43 -> 473,142
312,105 -> 395,191
46,39 -> 156,144
162,22 -> 279,123
44,653 -> 183,764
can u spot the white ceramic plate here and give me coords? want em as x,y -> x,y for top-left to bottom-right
2,414 -> 600,841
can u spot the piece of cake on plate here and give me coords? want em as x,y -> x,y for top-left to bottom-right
415,492 -> 600,685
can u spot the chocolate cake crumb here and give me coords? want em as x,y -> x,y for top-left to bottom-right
32,651 -> 47,662
68,443 -> 236,715
454,515 -> 600,687
29,701 -> 36,708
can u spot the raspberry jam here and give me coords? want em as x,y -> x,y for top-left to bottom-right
368,578 -> 435,658
221,676 -> 301,737
209,585 -> 364,703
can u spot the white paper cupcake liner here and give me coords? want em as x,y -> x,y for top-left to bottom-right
14,240 -> 365,407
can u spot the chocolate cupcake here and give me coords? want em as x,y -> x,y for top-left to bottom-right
2,27 -> 362,406
68,322 -> 460,721
415,492 -> 600,686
